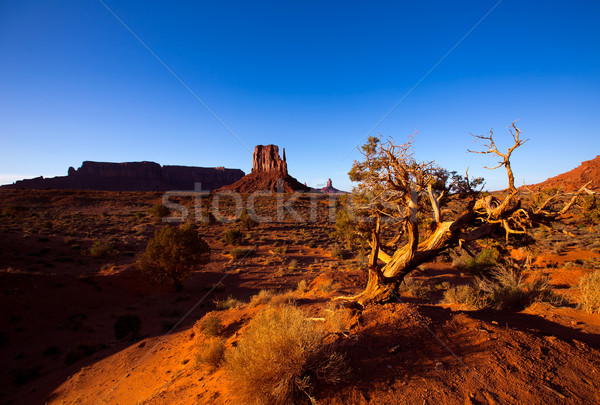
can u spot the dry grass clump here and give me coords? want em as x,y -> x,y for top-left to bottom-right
198,313 -> 223,336
215,295 -> 244,310
443,266 -> 565,310
196,338 -> 226,369
249,289 -> 275,307
576,270 -> 600,314
398,276 -> 431,299
225,305 -> 347,405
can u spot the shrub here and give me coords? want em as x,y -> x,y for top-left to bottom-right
249,289 -> 275,307
225,305 -> 347,404
442,284 -> 483,307
229,247 -> 255,259
215,295 -> 244,310
151,204 -> 171,222
464,247 -> 499,275
330,245 -> 345,260
136,223 -> 210,292
444,266 -> 565,310
199,313 -> 223,336
296,280 -> 309,294
114,314 -> 142,339
223,228 -> 244,246
196,338 -> 226,369
398,276 -> 431,299
238,208 -> 258,230
89,240 -> 113,258
577,270 -> 600,314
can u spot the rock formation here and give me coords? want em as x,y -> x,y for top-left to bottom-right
320,178 -> 346,194
526,155 -> 600,192
252,145 -> 288,174
1,161 -> 244,191
218,145 -> 309,192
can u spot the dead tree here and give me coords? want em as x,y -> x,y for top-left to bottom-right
338,124 -> 585,307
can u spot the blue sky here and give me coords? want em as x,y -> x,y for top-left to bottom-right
1,1 -> 599,191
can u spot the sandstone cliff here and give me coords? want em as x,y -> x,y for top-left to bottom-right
2,161 -> 244,191
526,155 -> 600,192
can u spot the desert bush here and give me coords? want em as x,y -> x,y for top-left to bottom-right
444,266 -> 564,310
136,223 -> 210,292
442,284 -> 484,307
453,247 -> 499,275
249,289 -> 275,307
576,270 -> 600,314
288,259 -> 299,271
580,195 -> 600,224
89,240 -> 113,258
223,228 -> 244,246
196,338 -> 226,369
151,204 -> 170,222
199,313 -> 224,336
215,295 -> 244,310
229,247 -> 255,259
398,276 -> 431,299
114,314 -> 142,339
273,244 -> 288,255
330,245 -> 345,260
225,305 -> 347,404
238,208 -> 258,230
296,280 -> 309,294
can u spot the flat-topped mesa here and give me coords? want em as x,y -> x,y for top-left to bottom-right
252,145 -> 287,175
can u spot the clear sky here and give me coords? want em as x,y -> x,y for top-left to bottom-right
1,1 -> 599,191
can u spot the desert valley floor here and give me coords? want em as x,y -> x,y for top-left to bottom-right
1,189 -> 600,404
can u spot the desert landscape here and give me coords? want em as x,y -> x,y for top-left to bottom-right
2,2 -> 600,404
1,138 -> 600,405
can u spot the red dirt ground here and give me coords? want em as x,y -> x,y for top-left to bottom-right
1,189 -> 599,404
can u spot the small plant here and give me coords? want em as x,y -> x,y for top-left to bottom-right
464,247 -> 499,275
151,204 -> 171,222
196,338 -> 226,369
223,228 -> 244,246
273,244 -> 288,255
136,223 -> 210,292
238,208 -> 258,230
296,280 -> 309,294
215,295 -> 244,310
442,284 -> 484,308
330,245 -> 345,260
576,270 -> 600,314
398,276 -> 431,299
225,305 -> 347,404
229,247 -> 255,260
249,289 -> 275,307
114,314 -> 142,340
288,259 -> 299,272
198,313 -> 223,336
89,240 -> 113,258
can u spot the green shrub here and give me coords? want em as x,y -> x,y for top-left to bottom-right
223,229 -> 244,246
114,314 -> 142,339
577,270 -> 600,314
225,305 -> 347,405
249,289 -> 275,307
463,247 -> 499,275
136,223 -> 210,292
330,245 -> 345,260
